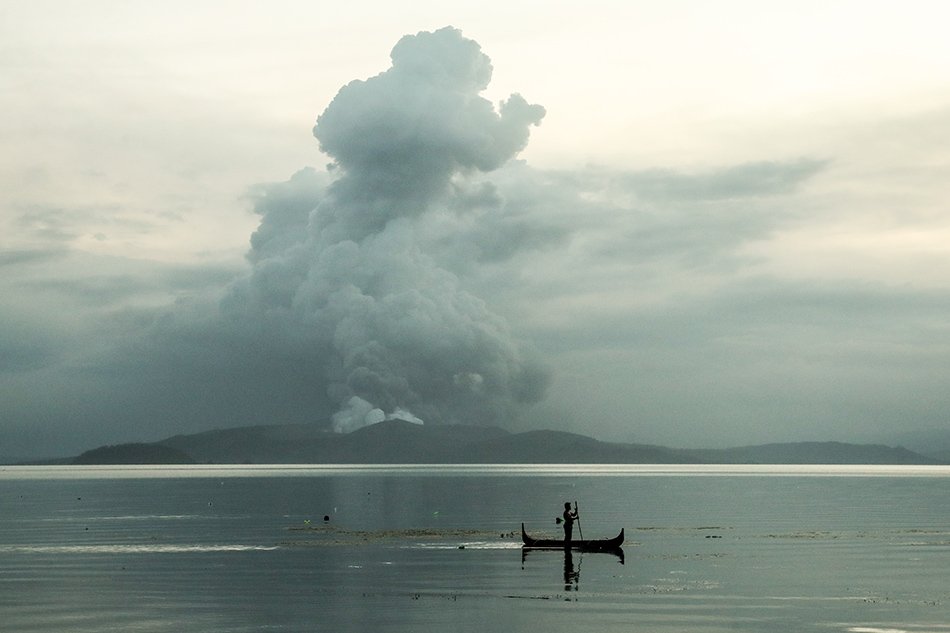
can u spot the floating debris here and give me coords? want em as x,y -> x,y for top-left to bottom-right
282,525 -> 516,547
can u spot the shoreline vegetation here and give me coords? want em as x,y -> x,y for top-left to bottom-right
15,420 -> 946,466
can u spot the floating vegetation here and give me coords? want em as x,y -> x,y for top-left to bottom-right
764,531 -> 837,540
635,526 -> 734,533
282,525 -> 517,547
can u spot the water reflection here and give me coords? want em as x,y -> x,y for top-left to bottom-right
563,549 -> 579,591
521,546 -> 625,592
521,546 -> 624,566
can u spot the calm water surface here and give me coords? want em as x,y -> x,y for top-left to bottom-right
2,465 -> 949,632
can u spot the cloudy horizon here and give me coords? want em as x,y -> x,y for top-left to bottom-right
3,3 -> 949,460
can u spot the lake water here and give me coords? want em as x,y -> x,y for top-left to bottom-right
2,464 -> 949,632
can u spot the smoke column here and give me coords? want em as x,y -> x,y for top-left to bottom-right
223,27 -> 548,432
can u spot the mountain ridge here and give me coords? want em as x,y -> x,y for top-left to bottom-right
51,420 -> 945,465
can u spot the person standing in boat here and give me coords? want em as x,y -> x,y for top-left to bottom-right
562,502 -> 578,545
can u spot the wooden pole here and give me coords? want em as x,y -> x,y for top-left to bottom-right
574,501 -> 583,541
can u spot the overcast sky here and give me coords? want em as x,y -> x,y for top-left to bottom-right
3,1 -> 949,460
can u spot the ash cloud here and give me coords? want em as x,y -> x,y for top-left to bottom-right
310,26 -> 544,242
223,27 -> 548,431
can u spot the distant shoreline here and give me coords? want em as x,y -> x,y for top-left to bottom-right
4,463 -> 950,480
8,420 -> 945,467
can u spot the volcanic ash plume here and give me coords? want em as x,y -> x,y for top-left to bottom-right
223,27 -> 548,432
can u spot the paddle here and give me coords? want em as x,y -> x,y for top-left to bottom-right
574,500 -> 583,541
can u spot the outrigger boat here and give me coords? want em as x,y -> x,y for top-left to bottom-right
521,523 -> 624,551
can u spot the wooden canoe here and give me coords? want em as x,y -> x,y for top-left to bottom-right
521,523 -> 624,551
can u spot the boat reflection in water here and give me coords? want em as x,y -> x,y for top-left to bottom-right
521,521 -> 625,590
521,546 -> 625,592
520,544 -> 625,567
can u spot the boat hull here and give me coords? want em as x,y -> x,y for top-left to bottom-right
521,523 -> 624,551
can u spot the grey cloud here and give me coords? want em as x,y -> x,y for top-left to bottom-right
13,203 -> 164,249
428,175 -> 571,268
0,248 -> 66,268
391,157 -> 826,314
0,326 -> 57,373
544,159 -> 828,269
14,207 -> 82,242
24,275 -> 152,305
619,159 -> 828,202
543,277 -> 950,352
527,276 -> 950,446
460,218 -> 567,264
20,264 -> 239,306
415,157 -> 827,303
703,278 -> 950,331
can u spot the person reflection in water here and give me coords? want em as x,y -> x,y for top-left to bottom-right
563,549 -> 579,591
562,502 -> 578,545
